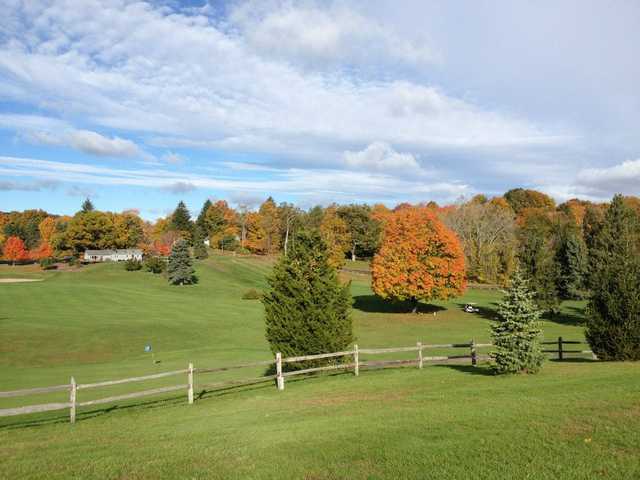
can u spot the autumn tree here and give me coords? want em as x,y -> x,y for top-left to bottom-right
3,209 -> 49,249
3,236 -> 28,265
320,205 -> 351,268
372,206 -> 466,313
504,188 -> 555,216
444,197 -> 516,285
278,202 -> 302,256
204,200 -> 239,250
112,212 -> 144,249
63,211 -> 116,255
258,197 -> 281,254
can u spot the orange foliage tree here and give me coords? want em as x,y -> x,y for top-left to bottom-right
3,236 -> 28,265
29,242 -> 54,260
371,206 -> 466,312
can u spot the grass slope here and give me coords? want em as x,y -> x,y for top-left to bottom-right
1,255 -> 638,479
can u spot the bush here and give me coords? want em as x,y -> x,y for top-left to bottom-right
242,288 -> 262,300
124,259 -> 143,271
39,257 -> 58,270
144,256 -> 166,274
262,231 -> 352,370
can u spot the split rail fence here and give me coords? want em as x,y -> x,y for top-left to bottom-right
0,337 -> 593,424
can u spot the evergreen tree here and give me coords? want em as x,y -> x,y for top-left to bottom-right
196,199 -> 213,235
490,269 -> 545,374
170,201 -> 193,240
167,239 -> 197,285
555,227 -> 588,299
81,198 -> 94,213
193,226 -> 209,259
262,230 -> 353,369
586,195 -> 640,360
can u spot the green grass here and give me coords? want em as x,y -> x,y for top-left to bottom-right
1,254 -> 639,479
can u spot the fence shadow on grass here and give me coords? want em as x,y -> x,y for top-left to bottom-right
353,295 -> 446,315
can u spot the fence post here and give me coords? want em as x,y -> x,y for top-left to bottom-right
354,344 -> 359,376
417,342 -> 423,369
187,363 -> 194,405
471,339 -> 477,367
558,336 -> 564,361
276,352 -> 284,391
69,377 -> 77,424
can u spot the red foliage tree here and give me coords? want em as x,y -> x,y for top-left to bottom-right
372,206 -> 466,312
29,242 -> 54,260
3,236 -> 28,265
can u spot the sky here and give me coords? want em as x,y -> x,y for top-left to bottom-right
1,0 -> 639,219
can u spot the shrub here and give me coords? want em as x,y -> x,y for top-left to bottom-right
144,256 -> 166,274
262,230 -> 352,370
39,257 -> 57,270
586,195 -> 640,360
490,269 -> 545,374
242,288 -> 262,300
167,239 -> 197,285
124,259 -> 143,271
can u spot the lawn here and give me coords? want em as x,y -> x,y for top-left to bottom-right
1,254 -> 638,479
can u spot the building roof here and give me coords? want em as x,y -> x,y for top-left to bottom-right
85,249 -> 143,255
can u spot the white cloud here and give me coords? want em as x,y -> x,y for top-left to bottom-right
576,158 -> 640,196
69,130 -> 141,157
229,1 -> 438,70
343,142 -> 422,174
0,155 -> 470,205
0,0 -> 570,168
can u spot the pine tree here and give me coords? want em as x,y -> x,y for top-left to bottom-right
170,201 -> 193,239
167,239 -> 197,285
556,228 -> 588,299
586,195 -> 640,360
196,199 -> 213,235
193,226 -> 209,260
490,269 -> 545,374
81,198 -> 94,213
262,230 -> 353,369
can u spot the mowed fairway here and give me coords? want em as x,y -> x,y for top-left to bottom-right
1,255 -> 639,479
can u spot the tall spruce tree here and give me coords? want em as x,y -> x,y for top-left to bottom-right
586,195 -> 640,360
193,226 -> 209,259
171,201 -> 193,239
167,239 -> 197,285
196,199 -> 213,235
262,230 -> 353,369
556,227 -> 588,299
491,269 -> 545,374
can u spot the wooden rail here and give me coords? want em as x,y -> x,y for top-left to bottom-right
0,337 -> 594,423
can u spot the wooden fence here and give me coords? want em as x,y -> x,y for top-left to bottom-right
0,338 -> 593,424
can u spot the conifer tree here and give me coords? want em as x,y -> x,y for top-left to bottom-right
81,198 -> 94,213
167,239 -> 197,285
586,195 -> 640,360
196,199 -> 213,235
170,201 -> 193,239
262,230 -> 353,369
193,226 -> 209,259
491,269 -> 545,374
556,228 -> 588,299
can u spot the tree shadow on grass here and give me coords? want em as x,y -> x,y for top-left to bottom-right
353,295 -> 446,315
432,364 -> 495,377
542,306 -> 586,327
453,301 -> 500,322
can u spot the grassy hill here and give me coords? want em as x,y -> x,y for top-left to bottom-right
1,255 -> 639,479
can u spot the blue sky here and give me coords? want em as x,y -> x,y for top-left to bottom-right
1,0 -> 639,219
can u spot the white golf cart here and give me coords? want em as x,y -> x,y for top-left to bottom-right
464,303 -> 480,313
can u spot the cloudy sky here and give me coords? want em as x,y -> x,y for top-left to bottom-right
1,0 -> 639,218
